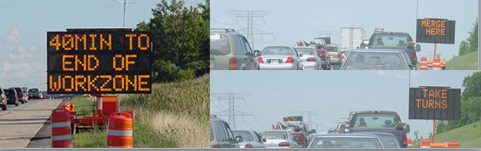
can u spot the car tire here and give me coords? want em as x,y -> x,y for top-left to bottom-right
15,103 -> 18,106
2,105 -> 6,110
21,101 -> 24,104
71,123 -> 76,135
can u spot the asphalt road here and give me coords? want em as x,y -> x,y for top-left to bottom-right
0,98 -> 63,148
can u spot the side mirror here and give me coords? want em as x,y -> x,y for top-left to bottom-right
415,44 -> 421,52
262,138 -> 266,142
298,53 -> 303,57
236,136 -> 243,142
340,124 -> 346,133
310,129 -> 316,133
254,50 -> 261,56
404,124 -> 411,133
360,43 -> 366,49
345,129 -> 350,133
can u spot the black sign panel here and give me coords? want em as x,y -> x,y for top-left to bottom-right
416,19 -> 455,44
47,29 -> 152,94
409,88 -> 461,120
283,116 -> 303,121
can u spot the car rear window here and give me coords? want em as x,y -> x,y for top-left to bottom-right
29,89 -> 38,92
371,34 -> 412,47
232,131 -> 254,141
261,131 -> 288,139
262,47 -> 293,55
352,113 -> 399,128
378,135 -> 400,148
326,46 -> 338,52
343,52 -> 407,70
310,137 -> 382,148
294,48 -> 316,55
210,34 -> 232,55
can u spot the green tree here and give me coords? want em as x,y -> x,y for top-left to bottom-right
445,71 -> 481,130
458,18 -> 478,56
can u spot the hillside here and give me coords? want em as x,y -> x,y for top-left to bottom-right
446,51 -> 478,70
412,122 -> 481,148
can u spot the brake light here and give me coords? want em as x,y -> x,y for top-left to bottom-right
306,57 -> 316,61
390,32 -> 394,34
286,57 -> 294,63
413,51 -> 417,60
338,53 -> 340,57
213,145 -> 221,148
229,58 -> 237,70
279,142 -> 290,147
373,111 -> 379,113
403,132 -> 407,145
310,51 -> 313,55
245,144 -> 254,148
342,55 -> 344,60
302,135 -> 304,142
323,52 -> 326,56
258,57 -> 264,63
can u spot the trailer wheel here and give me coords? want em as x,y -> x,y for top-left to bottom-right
71,123 -> 76,135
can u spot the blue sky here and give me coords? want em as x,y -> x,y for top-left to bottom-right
211,0 -> 478,62
0,0 -> 204,91
210,70 -> 479,140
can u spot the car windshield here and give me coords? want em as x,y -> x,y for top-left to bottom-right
378,135 -> 400,148
326,46 -> 338,52
261,131 -> 288,139
232,131 -> 254,141
342,52 -> 407,70
262,47 -> 294,55
352,113 -> 399,128
371,34 -> 412,47
310,137 -> 382,148
29,89 -> 38,92
210,34 -> 231,55
294,48 -> 315,55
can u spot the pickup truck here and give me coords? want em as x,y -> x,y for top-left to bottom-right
367,32 -> 421,69
341,111 -> 410,148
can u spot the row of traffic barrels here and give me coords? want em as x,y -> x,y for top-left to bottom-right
51,103 -> 134,148
419,56 -> 446,70
408,138 -> 459,148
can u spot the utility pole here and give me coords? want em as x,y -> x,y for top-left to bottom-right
297,111 -> 321,131
316,30 -> 339,43
118,0 -> 135,28
229,10 -> 273,49
211,93 -> 254,129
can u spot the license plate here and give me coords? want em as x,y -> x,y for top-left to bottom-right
270,59 -> 278,63
298,145 -> 302,148
210,59 -> 215,68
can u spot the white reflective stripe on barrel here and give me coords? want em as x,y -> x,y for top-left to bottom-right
108,130 -> 133,136
421,146 -> 430,148
52,122 -> 70,128
408,144 -> 412,146
52,134 -> 72,141
107,146 -> 133,148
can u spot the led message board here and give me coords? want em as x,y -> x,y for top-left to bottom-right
409,87 -> 461,120
47,29 -> 152,94
283,116 -> 303,121
416,19 -> 456,44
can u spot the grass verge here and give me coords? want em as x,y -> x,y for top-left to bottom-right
446,51 -> 478,70
71,74 -> 209,148
411,121 -> 481,148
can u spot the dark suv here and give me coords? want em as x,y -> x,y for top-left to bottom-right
368,32 -> 421,68
27,88 -> 43,99
4,88 -> 19,106
210,28 -> 258,70
210,115 -> 242,148
10,87 -> 27,104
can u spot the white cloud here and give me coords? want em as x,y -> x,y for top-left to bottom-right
311,100 -> 317,104
6,27 -> 20,44
308,21 -> 316,25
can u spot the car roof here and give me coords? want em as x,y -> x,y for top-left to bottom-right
262,130 -> 289,132
372,32 -> 410,35
352,110 -> 399,114
293,47 -> 315,49
350,49 -> 405,53
313,133 -> 380,138
264,46 -> 292,48
357,132 -> 396,136
210,115 -> 225,122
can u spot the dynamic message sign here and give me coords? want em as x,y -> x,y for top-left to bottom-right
409,87 -> 461,120
47,29 -> 152,94
283,116 -> 303,121
416,18 -> 456,44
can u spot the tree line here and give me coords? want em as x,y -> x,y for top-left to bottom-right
457,18 -> 478,57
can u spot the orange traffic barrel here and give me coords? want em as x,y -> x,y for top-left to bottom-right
430,143 -> 447,148
62,102 -> 75,112
420,56 -> 428,70
107,112 -> 133,148
433,57 -> 441,70
427,60 -> 433,68
51,108 -> 73,148
441,59 -> 446,70
447,141 -> 459,148
420,139 -> 430,148
407,138 -> 412,148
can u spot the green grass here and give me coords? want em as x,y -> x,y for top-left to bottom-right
446,51 -> 478,70
71,74 -> 210,148
411,122 -> 481,148
70,96 -> 96,117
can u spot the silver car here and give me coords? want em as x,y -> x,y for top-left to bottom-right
293,47 -> 322,70
341,49 -> 413,70
232,130 -> 266,148
307,133 -> 384,148
256,46 -> 304,70
261,130 -> 299,148
357,132 -> 401,148
326,44 -> 342,69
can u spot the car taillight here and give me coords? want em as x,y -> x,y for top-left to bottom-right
373,111 -> 379,113
286,57 -> 294,63
413,51 -> 417,60
302,136 -> 304,142
245,144 -> 254,148
279,142 -> 290,147
342,55 -> 344,59
213,145 -> 221,148
390,32 -> 394,34
229,58 -> 237,70
403,132 -> 407,145
258,57 -> 264,63
310,51 -> 313,55
338,53 -> 340,57
323,52 -> 326,56
306,57 -> 316,61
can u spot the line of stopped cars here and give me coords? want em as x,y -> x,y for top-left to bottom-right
0,87 -> 44,110
210,28 -> 420,70
210,110 -> 411,148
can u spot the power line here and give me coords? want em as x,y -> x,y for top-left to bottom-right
118,0 -> 135,28
211,93 -> 254,129
228,10 -> 273,49
297,111 -> 321,131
